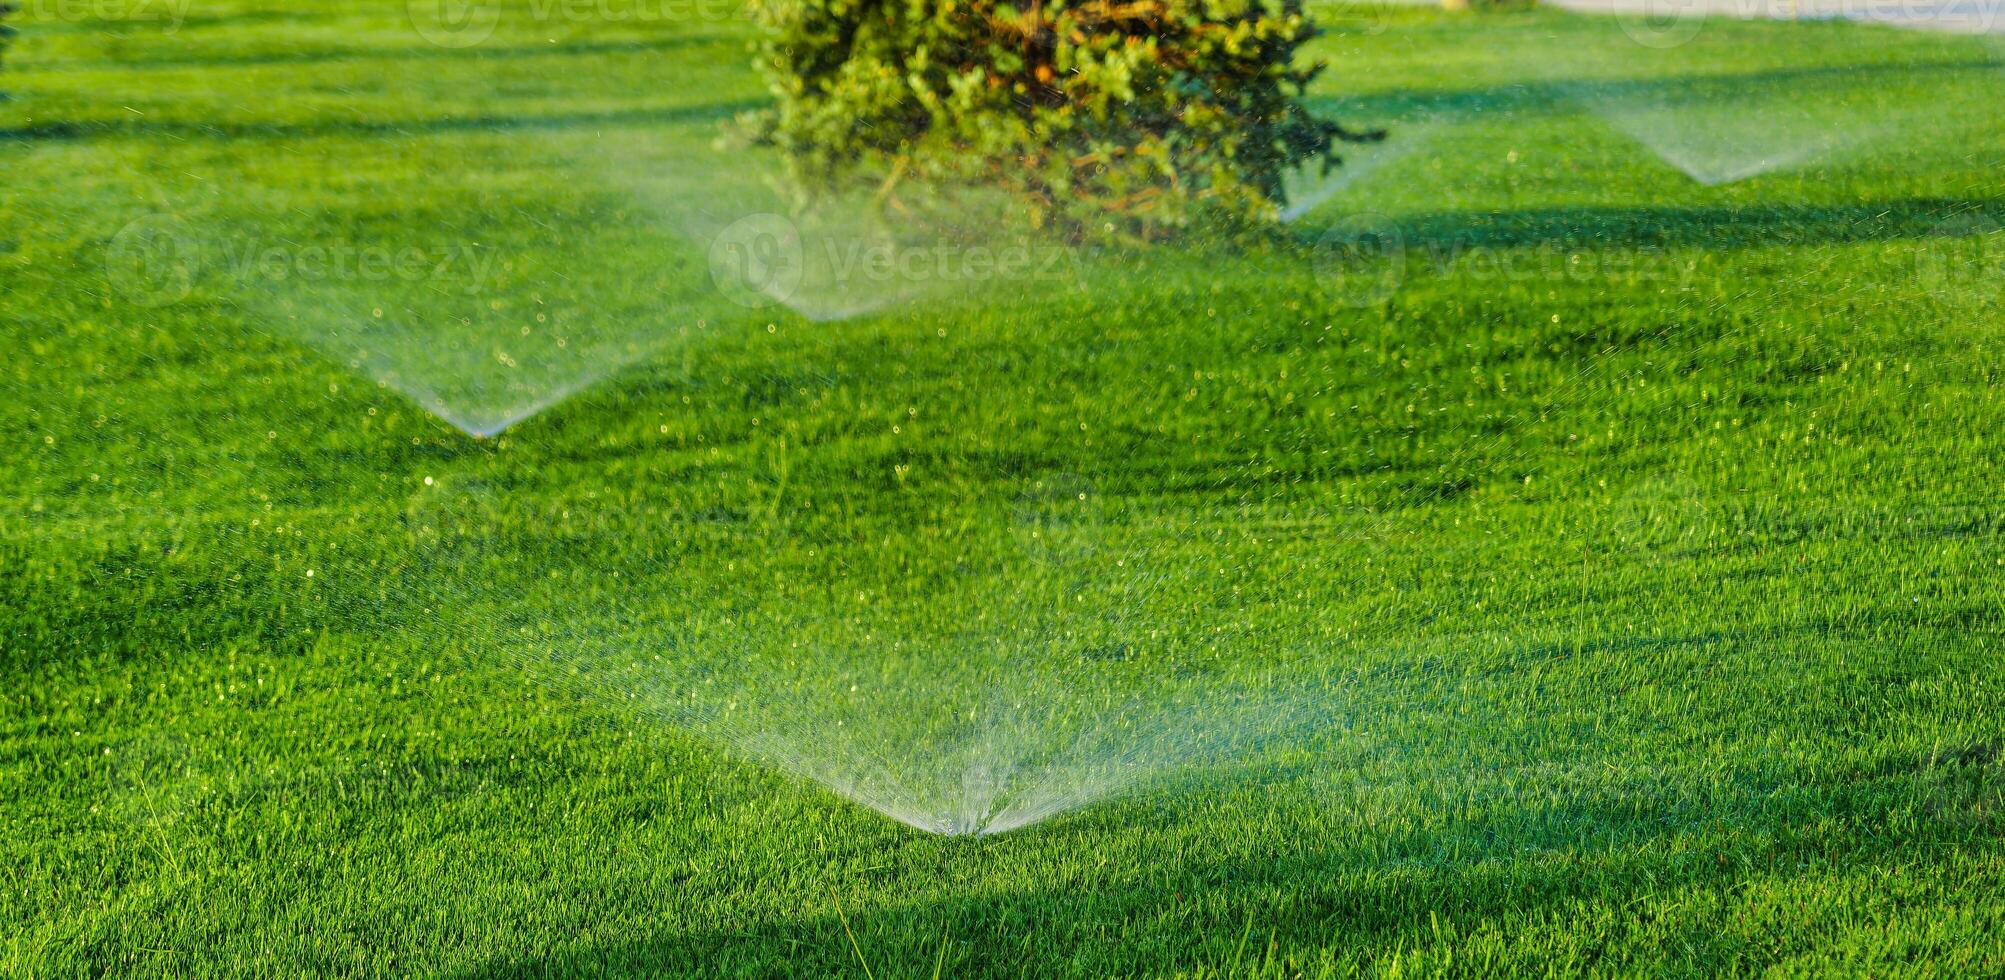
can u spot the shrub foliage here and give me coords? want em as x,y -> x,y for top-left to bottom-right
742,0 -> 1379,239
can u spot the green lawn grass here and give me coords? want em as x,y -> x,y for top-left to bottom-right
4,1 -> 2005,975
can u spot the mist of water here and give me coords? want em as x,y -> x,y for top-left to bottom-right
1582,92 -> 1888,185
1280,124 -> 1439,223
1553,9 -> 2005,185
145,14 -> 1976,838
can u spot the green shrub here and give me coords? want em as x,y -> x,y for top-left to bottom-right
741,0 -> 1381,240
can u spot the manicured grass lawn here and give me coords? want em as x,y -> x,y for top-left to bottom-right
4,2 -> 2004,975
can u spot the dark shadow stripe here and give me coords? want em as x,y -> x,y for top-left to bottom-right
16,33 -> 742,73
0,99 -> 769,144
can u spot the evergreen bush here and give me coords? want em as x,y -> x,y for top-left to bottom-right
741,0 -> 1381,239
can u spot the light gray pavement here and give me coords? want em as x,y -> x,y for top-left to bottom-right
1542,0 -> 2005,34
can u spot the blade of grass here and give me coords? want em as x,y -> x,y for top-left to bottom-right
1229,907 -> 1254,976
830,889 -> 876,980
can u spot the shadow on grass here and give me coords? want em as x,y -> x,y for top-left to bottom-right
1295,197 -> 2005,251
16,9 -> 342,36
0,100 -> 769,144
19,35 -> 740,74
450,764 -> 1992,978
